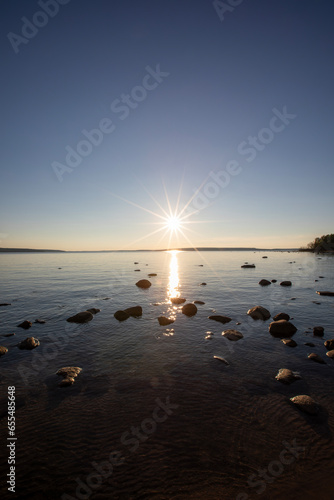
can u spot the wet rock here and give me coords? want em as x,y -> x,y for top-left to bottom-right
66,311 -> 94,324
259,279 -> 271,286
134,269 -> 141,272
34,319 -> 46,324
275,368 -> 301,384
247,306 -> 271,321
124,306 -> 142,317
18,337 -> 40,350
0,346 -> 8,356
271,279 -> 277,283
17,320 -> 32,330
305,342 -> 315,347
241,264 -> 255,268
313,326 -> 324,337
148,273 -> 157,277
213,355 -> 229,365
324,339 -> 334,350
158,316 -> 175,326
0,303 -> 11,306
103,297 -> 111,300
194,300 -> 205,305
262,256 -> 268,258
308,353 -> 326,364
269,320 -> 297,337
3,333 -> 15,337
200,282 -> 207,286
134,262 -> 139,264
316,291 -> 334,296
182,303 -> 198,317
136,279 -> 151,289
290,395 -> 318,415
57,366 -> 82,387
326,350 -> 334,359
273,312 -> 290,321
170,297 -> 186,305
86,308 -> 101,315
114,310 -> 130,321
208,315 -> 232,324
281,339 -> 297,347
222,329 -> 243,341
280,281 -> 292,287
312,301 -> 321,305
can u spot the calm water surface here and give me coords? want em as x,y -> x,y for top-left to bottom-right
0,251 -> 334,499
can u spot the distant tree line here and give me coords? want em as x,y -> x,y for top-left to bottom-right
299,234 -> 334,253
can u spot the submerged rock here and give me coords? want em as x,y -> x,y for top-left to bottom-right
324,339 -> 334,350
273,312 -> 290,321
114,310 -> 130,322
18,337 -> 40,350
247,306 -> 271,321
0,346 -> 8,356
305,342 -> 315,347
3,333 -> 15,337
57,366 -> 82,387
281,338 -> 297,347
158,316 -> 175,326
280,281 -> 292,287
275,368 -> 301,384
313,326 -> 324,337
259,279 -> 271,286
66,311 -> 94,324
86,308 -> 101,315
170,297 -> 186,305
241,264 -> 255,268
222,329 -> 243,341
194,300 -> 205,305
34,319 -> 46,324
269,320 -> 297,337
290,395 -> 318,415
136,279 -> 151,289
17,320 -> 32,330
208,315 -> 232,324
182,303 -> 197,317
0,303 -> 11,306
308,353 -> 326,364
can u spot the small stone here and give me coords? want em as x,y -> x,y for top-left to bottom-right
18,337 -> 40,350
57,366 -> 82,387
114,310 -> 130,321
275,368 -> 301,384
0,346 -> 8,356
3,333 -> 15,337
136,279 -> 151,289
326,350 -> 334,359
194,300 -> 205,305
134,269 -> 141,272
213,356 -> 229,365
208,315 -> 232,324
313,326 -> 324,337
148,273 -> 157,277
134,262 -> 139,264
200,282 -> 207,286
280,281 -> 292,287
247,306 -> 271,321
281,339 -> 297,347
170,297 -> 186,305
34,319 -> 46,324
290,395 -> 318,415
182,303 -> 198,317
324,339 -> 334,350
305,342 -> 315,347
17,320 -> 32,329
259,279 -> 271,286
308,353 -> 326,364
241,264 -> 255,268
273,312 -> 290,321
271,279 -> 277,283
222,329 -> 243,341
158,316 -> 175,326
59,378 -> 75,387
262,256 -> 268,258
66,311 -> 94,324
269,320 -> 297,337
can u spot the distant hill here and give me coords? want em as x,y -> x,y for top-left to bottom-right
0,248 -> 65,253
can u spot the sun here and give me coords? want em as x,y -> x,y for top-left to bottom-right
165,216 -> 182,233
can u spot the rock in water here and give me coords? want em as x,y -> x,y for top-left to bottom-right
247,306 -> 271,320
208,315 -> 232,324
324,339 -> 334,350
241,264 -> 255,268
0,346 -> 8,356
273,312 -> 290,321
326,350 -> 334,359
66,311 -> 94,323
213,355 -> 229,365
269,320 -> 297,337
18,337 -> 40,350
308,353 -> 326,364
114,310 -> 130,321
34,319 -> 46,324
194,300 -> 205,305
222,329 -> 243,341
182,303 -> 198,317
170,297 -> 186,305
158,316 -> 175,326
57,366 -> 82,387
280,281 -> 292,287
148,273 -> 157,277
281,339 -> 297,347
259,279 -> 271,286
136,279 -> 151,289
316,291 -> 334,296
86,308 -> 101,315
313,326 -> 324,337
0,303 -> 11,306
290,395 -> 318,415
275,368 -> 301,384
17,320 -> 32,329
124,306 -> 142,317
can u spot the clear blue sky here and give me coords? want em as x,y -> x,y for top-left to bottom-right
1,0 -> 333,250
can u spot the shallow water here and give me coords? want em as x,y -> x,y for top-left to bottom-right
0,250 -> 334,499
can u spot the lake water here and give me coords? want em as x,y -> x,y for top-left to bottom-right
0,250 -> 334,500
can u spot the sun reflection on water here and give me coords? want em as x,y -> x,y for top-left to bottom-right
167,250 -> 181,302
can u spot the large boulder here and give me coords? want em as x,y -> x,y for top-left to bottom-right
136,279 -> 151,289
17,320 -> 32,329
66,311 -> 94,323
0,346 -> 8,356
290,395 -> 318,415
18,337 -> 40,350
273,312 -> 290,321
124,306 -> 142,317
275,368 -> 301,384
208,315 -> 232,324
158,316 -> 175,326
269,320 -> 297,337
182,303 -> 197,317
247,306 -> 271,320
324,339 -> 334,350
222,329 -> 243,341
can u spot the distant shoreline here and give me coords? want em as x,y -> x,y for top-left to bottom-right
0,247 -> 299,253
